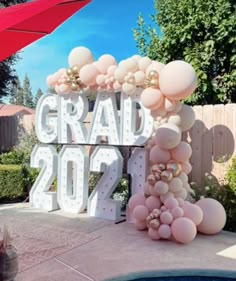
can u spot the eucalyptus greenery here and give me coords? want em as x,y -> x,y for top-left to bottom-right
133,0 -> 236,105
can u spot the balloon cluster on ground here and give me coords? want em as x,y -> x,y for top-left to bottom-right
47,47 -> 227,244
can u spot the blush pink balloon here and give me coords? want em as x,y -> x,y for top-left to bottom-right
58,83 -> 70,94
114,66 -> 128,82
138,57 -> 152,71
133,205 -> 149,221
79,64 -> 99,86
196,198 -> 226,234
174,187 -> 188,200
113,81 -> 122,91
141,88 -> 164,110
145,196 -> 161,212
158,224 -> 171,239
171,217 -> 197,244
171,206 -> 184,218
125,58 -> 138,72
107,65 -> 117,76
134,71 -> 146,85
183,203 -> 203,226
146,61 -> 165,76
144,182 -> 152,196
181,162 -> 192,174
165,98 -> 176,112
148,228 -> 161,240
68,46 -> 94,70
160,211 -> 173,225
178,104 -> 196,132
128,193 -> 146,211
149,145 -> 171,164
122,82 -> 136,95
159,60 -> 197,100
46,74 -> 57,87
160,192 -> 174,204
171,141 -> 192,162
135,219 -> 147,231
154,181 -> 169,195
164,197 -> 179,209
168,178 -> 183,193
176,197 -> 185,207
97,54 -> 117,74
96,74 -> 106,86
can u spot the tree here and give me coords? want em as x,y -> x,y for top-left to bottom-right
23,74 -> 34,108
9,75 -> 25,105
0,0 -> 27,101
133,0 -> 236,105
34,88 -> 44,107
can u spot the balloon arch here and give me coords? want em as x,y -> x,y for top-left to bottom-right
31,46 -> 226,245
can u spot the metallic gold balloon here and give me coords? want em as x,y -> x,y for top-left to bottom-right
66,68 -> 73,76
154,174 -> 161,181
71,83 -> 78,91
148,70 -> 159,79
150,219 -> 160,230
151,164 -> 159,174
158,164 -> 166,171
166,161 -> 182,177
147,174 -> 156,185
71,65 -> 79,75
149,78 -> 159,88
161,170 -> 173,182
146,215 -> 152,227
152,209 -> 161,218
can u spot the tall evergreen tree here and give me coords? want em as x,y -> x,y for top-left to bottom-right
23,74 -> 34,108
9,75 -> 24,105
34,88 -> 44,107
0,0 -> 27,101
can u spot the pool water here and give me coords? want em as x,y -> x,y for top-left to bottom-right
134,277 -> 235,281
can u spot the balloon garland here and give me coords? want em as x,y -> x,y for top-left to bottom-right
47,46 -> 227,244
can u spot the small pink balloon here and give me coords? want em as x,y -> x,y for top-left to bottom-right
79,64 -> 99,86
135,220 -> 147,231
164,197 -> 179,209
161,206 -> 167,211
113,81 -> 122,91
145,196 -> 161,212
149,145 -> 171,164
160,211 -> 173,225
125,58 -> 138,72
134,70 -> 146,85
168,178 -> 183,193
171,217 -> 197,244
171,142 -> 192,162
114,66 -> 128,82
183,203 -> 203,226
46,74 -> 57,87
158,224 -> 171,239
181,162 -> 192,174
141,88 -> 164,110
133,205 -> 149,221
58,83 -> 70,94
107,65 -> 117,76
154,181 -> 169,195
97,54 -> 117,74
96,74 -> 106,86
128,193 -> 146,211
144,182 -> 151,196
160,192 -> 174,204
165,98 -> 176,112
196,198 -> 226,235
176,197 -> 185,207
148,228 -> 161,240
138,57 -> 152,71
174,188 -> 188,200
55,84 -> 60,94
122,82 -> 136,95
171,206 -> 184,218
159,60 -> 197,100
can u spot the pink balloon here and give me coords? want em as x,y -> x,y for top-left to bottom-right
46,74 -> 57,87
171,141 -> 192,162
125,58 -> 138,72
134,71 -> 146,85
128,193 -> 146,211
160,192 -> 174,204
135,220 -> 147,231
144,182 -> 151,196
122,82 -> 136,95
138,57 -> 152,71
160,211 -> 173,225
164,197 -> 179,209
58,83 -> 70,94
158,224 -> 171,239
114,66 -> 128,82
161,206 -> 167,211
196,198 -> 226,234
171,217 -> 197,244
174,187 -> 188,200
154,181 -> 169,195
79,64 -> 99,86
176,198 -> 185,207
181,161 -> 192,174
183,203 -> 203,226
148,228 -> 161,240
107,65 -> 117,76
97,54 -> 117,74
149,145 -> 171,164
133,205 -> 149,221
141,88 -> 164,110
159,60 -> 197,100
168,178 -> 183,193
146,61 -> 165,76
164,98 -> 176,112
145,196 -> 161,212
171,206 -> 184,218
68,46 -> 94,69
113,81 -> 122,91
96,74 -> 106,86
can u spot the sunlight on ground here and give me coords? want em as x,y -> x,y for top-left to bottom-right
217,245 -> 236,260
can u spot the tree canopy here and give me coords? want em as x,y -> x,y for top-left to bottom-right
0,0 -> 27,101
133,0 -> 236,105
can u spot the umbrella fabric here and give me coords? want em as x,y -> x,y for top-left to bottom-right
0,0 -> 91,61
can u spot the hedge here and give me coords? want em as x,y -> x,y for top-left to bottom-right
0,165 -> 26,202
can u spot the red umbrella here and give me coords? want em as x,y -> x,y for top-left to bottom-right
0,0 -> 91,62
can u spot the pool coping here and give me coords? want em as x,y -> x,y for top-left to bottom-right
105,269 -> 236,281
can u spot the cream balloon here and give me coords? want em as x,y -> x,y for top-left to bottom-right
141,88 -> 164,110
79,64 -> 99,86
97,54 -> 116,74
68,46 -> 94,70
178,104 -> 196,132
159,60 -> 197,100
138,57 -> 152,71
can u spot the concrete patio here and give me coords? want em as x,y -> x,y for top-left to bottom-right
0,203 -> 236,281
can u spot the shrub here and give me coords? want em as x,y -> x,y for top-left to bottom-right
226,157 -> 236,192
0,165 -> 26,202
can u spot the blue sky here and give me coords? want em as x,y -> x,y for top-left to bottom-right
14,0 -> 157,97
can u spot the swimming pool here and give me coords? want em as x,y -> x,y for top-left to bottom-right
106,270 -> 236,281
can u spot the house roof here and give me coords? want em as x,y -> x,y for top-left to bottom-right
0,104 -> 35,116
